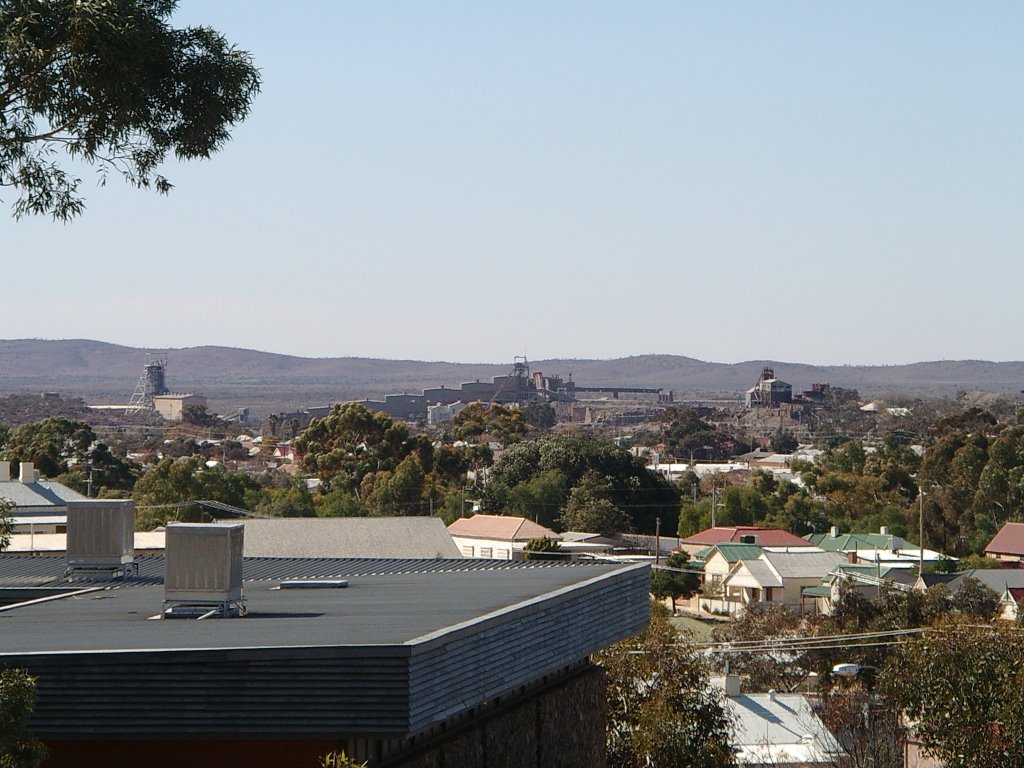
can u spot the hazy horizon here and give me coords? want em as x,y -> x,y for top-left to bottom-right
3,3 -> 1021,365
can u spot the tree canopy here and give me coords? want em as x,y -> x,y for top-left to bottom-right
483,435 -> 680,534
597,608 -> 733,768
0,668 -> 46,768
0,0 -> 260,220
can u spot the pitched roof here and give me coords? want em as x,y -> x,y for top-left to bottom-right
985,522 -> 1024,557
448,514 -> 558,542
805,531 -> 910,552
0,479 -> 86,510
761,550 -> 847,579
696,542 -> 764,563
682,526 -> 812,548
728,692 -> 843,765
219,517 -> 462,559
727,559 -> 784,588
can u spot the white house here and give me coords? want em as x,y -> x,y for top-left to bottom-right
706,550 -> 846,615
447,514 -> 559,560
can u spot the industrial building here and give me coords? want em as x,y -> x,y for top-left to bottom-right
0,509 -> 649,768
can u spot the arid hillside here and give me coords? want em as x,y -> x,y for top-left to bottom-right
0,339 -> 1021,416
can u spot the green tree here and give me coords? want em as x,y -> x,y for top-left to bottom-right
0,497 -> 12,552
504,469 -> 567,528
1,416 -> 95,477
257,477 -> 315,517
597,608 -> 734,768
296,403 -> 413,492
559,472 -> 631,537
132,456 -> 261,527
0,668 -> 47,768
885,623 -> 1024,768
484,435 -> 680,534
522,535 -> 562,560
0,0 -> 260,220
452,402 -> 528,443
362,455 -> 427,516
650,552 -> 699,614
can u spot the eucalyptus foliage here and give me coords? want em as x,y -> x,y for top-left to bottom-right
0,0 -> 259,219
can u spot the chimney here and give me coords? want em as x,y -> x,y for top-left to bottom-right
19,462 -> 34,484
0,461 -> 9,482
724,674 -> 742,697
880,526 -> 889,536
768,689 -> 777,702
848,550 -> 858,564
830,525 -> 840,538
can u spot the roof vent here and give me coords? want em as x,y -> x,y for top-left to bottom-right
65,500 -> 137,579
163,523 -> 245,618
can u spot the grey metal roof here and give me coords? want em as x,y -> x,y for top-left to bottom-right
762,550 -> 847,579
0,478 -> 86,509
220,516 -> 462,559
0,553 -> 603,588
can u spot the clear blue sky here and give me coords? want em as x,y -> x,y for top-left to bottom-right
3,2 -> 1020,365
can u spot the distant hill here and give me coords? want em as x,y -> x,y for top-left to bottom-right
0,339 -> 1021,417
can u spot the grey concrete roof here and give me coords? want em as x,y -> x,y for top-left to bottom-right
218,517 -> 462,559
0,479 -> 86,510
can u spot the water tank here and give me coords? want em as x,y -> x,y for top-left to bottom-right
164,523 -> 244,613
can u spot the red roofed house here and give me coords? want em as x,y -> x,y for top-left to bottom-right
448,514 -> 560,560
985,522 -> 1024,563
678,526 -> 814,556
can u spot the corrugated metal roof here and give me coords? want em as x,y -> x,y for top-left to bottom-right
448,514 -> 558,542
0,554 -> 603,589
985,522 -> 1024,557
0,478 -> 85,508
762,550 -> 847,578
220,517 -> 462,559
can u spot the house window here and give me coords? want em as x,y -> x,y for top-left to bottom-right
496,549 -> 510,560
480,547 -> 493,558
462,545 -> 474,557
711,574 -> 723,584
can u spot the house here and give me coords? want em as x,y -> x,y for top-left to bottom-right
448,513 -> 560,560
984,522 -> 1024,562
0,460 -> 87,533
696,542 -> 830,611
718,676 -> 843,766
804,562 -> 919,615
218,517 -> 462,559
705,550 -> 847,615
0,545 -> 648,768
679,526 -> 814,556
805,525 -> 952,568
914,568 -> 1024,596
998,587 -> 1024,621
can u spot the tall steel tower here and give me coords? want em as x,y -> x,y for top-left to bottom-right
126,352 -> 169,413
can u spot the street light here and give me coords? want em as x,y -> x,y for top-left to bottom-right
832,663 -> 877,679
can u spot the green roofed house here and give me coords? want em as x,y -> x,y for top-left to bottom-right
804,525 -> 953,569
803,562 -> 920,615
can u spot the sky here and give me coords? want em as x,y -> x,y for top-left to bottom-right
2,2 -> 1021,366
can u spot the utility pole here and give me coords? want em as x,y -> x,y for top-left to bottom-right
919,489 -> 925,576
655,517 -> 661,566
711,485 -> 719,528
